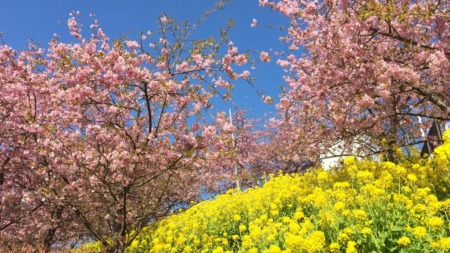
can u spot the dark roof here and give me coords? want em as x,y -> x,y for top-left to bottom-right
420,121 -> 444,158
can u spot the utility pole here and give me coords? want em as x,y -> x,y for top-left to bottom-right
229,109 -> 240,189
418,116 -> 426,139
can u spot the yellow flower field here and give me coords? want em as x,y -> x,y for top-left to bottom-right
82,131 -> 450,252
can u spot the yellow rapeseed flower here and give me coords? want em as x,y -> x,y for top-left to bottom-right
407,173 -> 417,183
346,241 -> 358,253
248,248 -> 258,253
129,240 -> 139,249
416,187 -> 431,197
356,170 -> 373,184
303,231 -> 325,253
431,237 -> 450,251
317,171 -> 328,181
293,209 -> 305,221
183,245 -> 193,252
285,233 -> 302,250
352,209 -> 367,221
338,232 -> 349,242
263,245 -> 282,253
329,242 -> 340,252
222,238 -> 228,246
242,235 -> 252,248
427,216 -> 444,230
212,246 -> 224,253
397,236 -> 411,247
361,227 -> 372,236
410,204 -> 427,218
343,227 -> 354,237
333,182 -> 351,190
318,210 -> 336,227
412,226 -> 427,239
333,201 -> 345,211
267,233 -> 276,242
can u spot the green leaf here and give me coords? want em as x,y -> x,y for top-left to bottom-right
227,19 -> 235,28
389,246 -> 398,252
391,226 -> 404,232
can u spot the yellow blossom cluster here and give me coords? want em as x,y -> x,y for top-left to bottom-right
81,131 -> 450,252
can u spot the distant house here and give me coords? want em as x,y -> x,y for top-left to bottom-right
320,137 -> 380,170
420,121 -> 447,158
319,140 -> 348,170
320,120 -> 448,169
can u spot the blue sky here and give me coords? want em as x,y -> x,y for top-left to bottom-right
0,0 -> 290,119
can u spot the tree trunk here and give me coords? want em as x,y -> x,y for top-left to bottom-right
106,186 -> 129,253
105,237 -> 126,253
0,157 -> 9,234
385,140 -> 397,162
42,206 -> 63,252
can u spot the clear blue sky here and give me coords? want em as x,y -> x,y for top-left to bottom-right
0,0 -> 290,119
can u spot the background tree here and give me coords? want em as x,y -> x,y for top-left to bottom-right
0,3 -> 253,251
260,0 -> 449,161
205,109 -> 277,189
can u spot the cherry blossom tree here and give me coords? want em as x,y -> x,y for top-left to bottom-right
260,0 -> 449,161
205,109 -> 277,189
0,4 -> 252,252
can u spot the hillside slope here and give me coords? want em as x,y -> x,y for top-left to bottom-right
83,132 -> 450,253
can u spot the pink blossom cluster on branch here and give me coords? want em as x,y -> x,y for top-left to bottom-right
261,0 -> 449,160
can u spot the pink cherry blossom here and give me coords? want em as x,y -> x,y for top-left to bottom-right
239,70 -> 250,79
259,51 -> 270,62
263,95 -> 272,104
160,15 -> 168,23
251,19 -> 258,28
